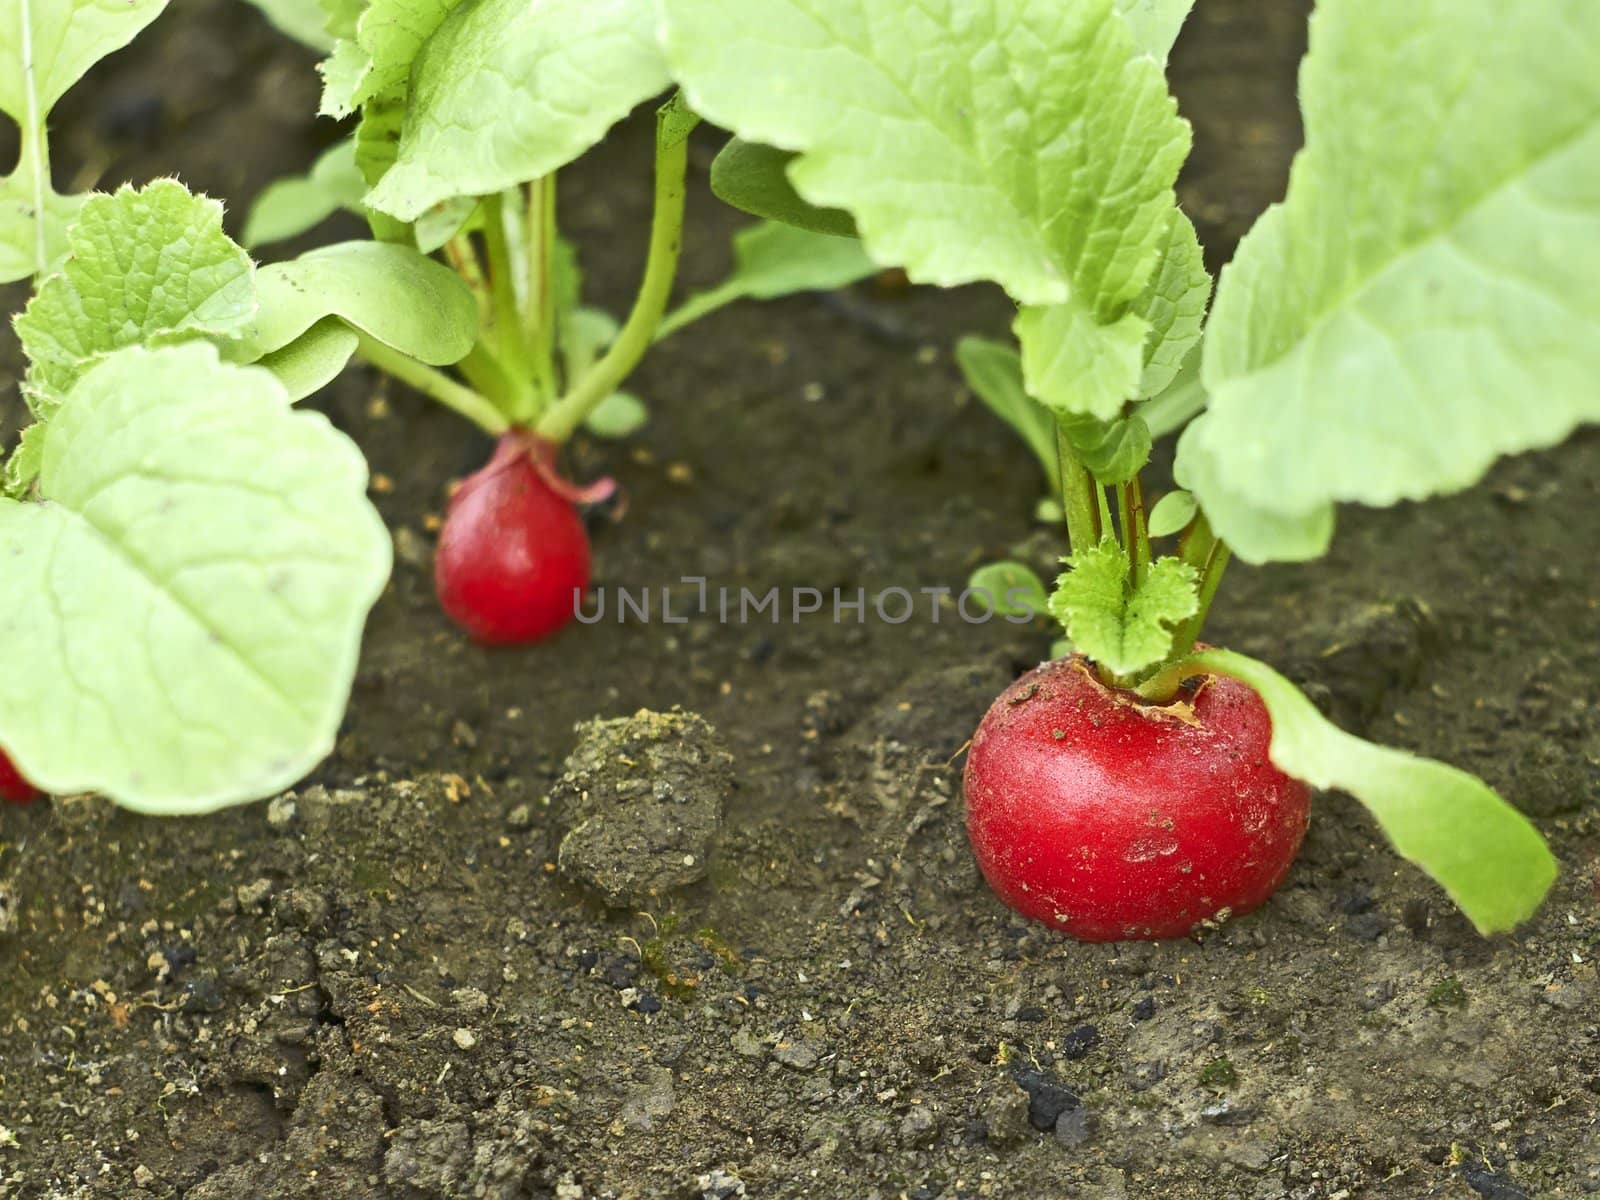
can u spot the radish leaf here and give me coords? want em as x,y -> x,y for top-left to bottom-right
241,0 -> 335,49
659,221 -> 878,340
968,562 -> 1049,620
1146,489 -> 1196,538
709,140 -> 858,239
1190,0 -> 1600,562
583,391 -> 648,439
1048,539 -> 1198,675
660,0 -> 1191,412
254,319 -> 362,402
0,343 -> 391,813
0,0 -> 165,281
232,240 -> 478,366
1113,0 -> 1194,62
954,337 -> 1059,493
1138,345 -> 1205,439
1189,649 -> 1557,934
1133,209 -> 1210,400
318,0 -> 455,119
364,0 -> 669,220
1058,413 -> 1151,485
15,181 -> 255,415
244,138 -> 367,248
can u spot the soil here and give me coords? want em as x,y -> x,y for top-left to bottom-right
3,4 -> 1600,1198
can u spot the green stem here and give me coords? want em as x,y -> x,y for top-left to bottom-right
1096,484 -> 1115,545
482,192 -> 538,422
1132,652 -> 1210,703
1166,534 -> 1232,665
20,122 -> 51,277
454,342 -> 519,412
1178,507 -> 1217,573
1125,475 -> 1151,579
444,233 -> 489,306
1054,422 -> 1099,555
535,103 -> 693,444
526,175 -> 558,402
1115,482 -> 1139,588
355,334 -> 509,437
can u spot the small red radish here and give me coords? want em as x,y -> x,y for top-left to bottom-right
434,430 -> 612,645
0,748 -> 39,804
964,655 -> 1310,941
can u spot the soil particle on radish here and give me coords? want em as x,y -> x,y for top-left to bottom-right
549,709 -> 733,906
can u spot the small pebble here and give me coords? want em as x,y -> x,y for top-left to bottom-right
266,795 -> 297,829
452,1028 -> 476,1050
236,878 -> 274,908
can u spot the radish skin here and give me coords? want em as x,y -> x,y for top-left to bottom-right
964,655 -> 1310,940
434,432 -> 594,645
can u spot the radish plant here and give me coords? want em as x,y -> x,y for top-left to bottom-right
658,0 -> 1587,937
242,0 -> 878,643
0,0 -> 873,810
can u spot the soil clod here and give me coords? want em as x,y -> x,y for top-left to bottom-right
550,709 -> 734,906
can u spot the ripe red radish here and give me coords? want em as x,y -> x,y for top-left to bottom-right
0,748 -> 39,804
434,431 -> 612,645
964,656 -> 1310,941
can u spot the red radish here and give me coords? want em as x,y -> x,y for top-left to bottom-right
0,748 -> 39,804
435,430 -> 613,645
964,656 -> 1310,941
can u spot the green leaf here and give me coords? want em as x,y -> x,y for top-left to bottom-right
1146,489 -> 1196,538
710,140 -> 858,239
15,181 -> 256,414
1058,413 -> 1152,484
232,240 -> 478,366
1113,0 -> 1194,62
1138,343 -> 1205,438
967,562 -> 1049,620
319,0 -> 457,118
1013,304 -> 1149,423
350,90 -> 411,243
320,0 -> 363,39
0,0 -> 165,115
1134,209 -> 1210,399
661,0 -> 1189,314
1015,207 -> 1208,421
243,139 -> 367,248
562,307 -> 618,382
0,343 -> 391,813
254,318 -> 362,401
1191,0 -> 1600,563
1047,539 -> 1197,675
1186,649 -> 1557,934
555,308 -> 646,437
2,424 -> 48,499
583,391 -> 648,439
954,336 -> 1059,490
0,0 -> 166,281
658,221 -> 879,340
365,0 -> 670,221
412,195 -> 479,254
0,174 -> 83,285
242,0 -> 336,49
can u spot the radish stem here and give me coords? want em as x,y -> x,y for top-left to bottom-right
1054,422 -> 1099,554
536,98 -> 695,443
526,174 -> 558,404
355,334 -> 509,436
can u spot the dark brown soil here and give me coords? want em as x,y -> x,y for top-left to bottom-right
4,4 -> 1600,1198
